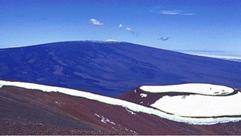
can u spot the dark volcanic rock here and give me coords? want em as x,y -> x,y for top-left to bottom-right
120,87 -> 194,106
0,41 -> 241,96
1,86 -> 241,135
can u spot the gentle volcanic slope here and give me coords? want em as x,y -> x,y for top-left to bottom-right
1,81 -> 241,135
0,41 -> 241,96
1,80 -> 241,125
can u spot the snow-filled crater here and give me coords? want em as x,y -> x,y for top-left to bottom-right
140,83 -> 234,95
1,80 -> 241,125
141,83 -> 241,118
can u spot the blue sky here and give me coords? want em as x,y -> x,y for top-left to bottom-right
0,0 -> 241,54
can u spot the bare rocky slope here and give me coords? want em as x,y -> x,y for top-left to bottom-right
1,85 -> 241,135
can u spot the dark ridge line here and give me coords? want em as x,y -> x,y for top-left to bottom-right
1,83 -> 241,122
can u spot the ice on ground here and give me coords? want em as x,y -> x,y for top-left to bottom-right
151,92 -> 241,117
126,108 -> 136,115
140,83 -> 234,95
1,80 -> 241,125
140,93 -> 147,98
95,113 -> 115,125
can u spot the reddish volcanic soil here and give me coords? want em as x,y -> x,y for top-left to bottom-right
119,87 -> 191,107
1,86 -> 241,135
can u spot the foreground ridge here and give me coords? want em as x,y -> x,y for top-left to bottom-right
1,80 -> 241,125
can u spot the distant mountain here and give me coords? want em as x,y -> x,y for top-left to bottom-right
0,41 -> 241,96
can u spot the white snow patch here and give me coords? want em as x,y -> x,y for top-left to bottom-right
94,113 -> 100,118
1,80 -> 241,125
124,128 -> 137,134
140,83 -> 234,95
140,93 -> 147,98
105,39 -> 118,42
95,113 -> 115,125
151,93 -> 241,117
126,108 -> 136,115
130,129 -> 137,134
